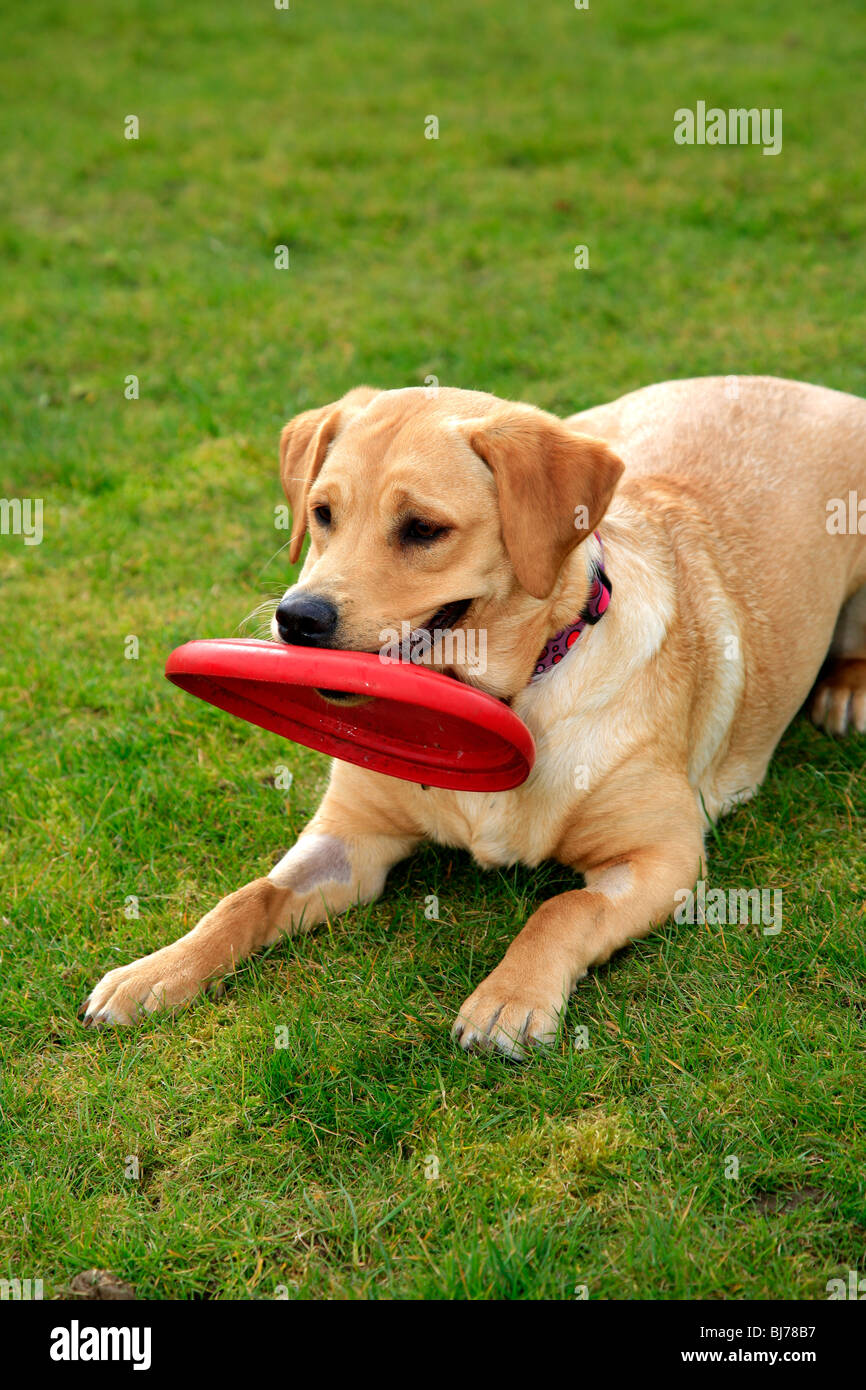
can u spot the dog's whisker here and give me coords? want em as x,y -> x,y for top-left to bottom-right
238,601 -> 276,628
259,534 -> 305,574
237,592 -> 285,636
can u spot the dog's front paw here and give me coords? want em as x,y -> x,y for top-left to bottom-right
82,946 -> 208,1026
452,964 -> 566,1060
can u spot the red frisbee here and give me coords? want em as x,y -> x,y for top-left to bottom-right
164,638 -> 535,792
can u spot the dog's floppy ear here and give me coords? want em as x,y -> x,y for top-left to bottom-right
280,387 -> 380,563
458,406 -> 624,598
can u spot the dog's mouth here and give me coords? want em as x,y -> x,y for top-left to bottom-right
314,598 -> 474,701
414,597 -> 473,636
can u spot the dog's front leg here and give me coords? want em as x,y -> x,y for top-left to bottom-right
453,789 -> 705,1059
83,783 -> 420,1026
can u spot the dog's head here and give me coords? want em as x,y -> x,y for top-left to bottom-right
272,387 -> 624,697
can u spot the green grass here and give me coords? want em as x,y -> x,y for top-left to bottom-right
1,0 -> 865,1300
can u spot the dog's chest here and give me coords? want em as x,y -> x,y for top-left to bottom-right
415,708 -> 619,868
421,784 -> 549,867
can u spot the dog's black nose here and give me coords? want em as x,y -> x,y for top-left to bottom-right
275,593 -> 339,647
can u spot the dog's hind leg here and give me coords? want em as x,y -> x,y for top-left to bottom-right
811,585 -> 866,735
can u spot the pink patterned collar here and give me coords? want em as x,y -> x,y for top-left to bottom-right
530,533 -> 611,683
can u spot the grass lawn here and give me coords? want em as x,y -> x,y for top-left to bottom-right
1,0 -> 864,1300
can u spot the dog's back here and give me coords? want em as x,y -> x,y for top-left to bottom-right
569,374 -> 866,785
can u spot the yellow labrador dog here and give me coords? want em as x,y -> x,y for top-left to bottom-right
84,377 -> 866,1055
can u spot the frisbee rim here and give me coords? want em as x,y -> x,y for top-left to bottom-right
164,638 -> 535,792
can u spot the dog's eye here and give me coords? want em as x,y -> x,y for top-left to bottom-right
312,505 -> 332,526
403,518 -> 448,543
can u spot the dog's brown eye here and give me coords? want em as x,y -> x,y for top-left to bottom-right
312,505 -> 331,526
404,518 -> 447,543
